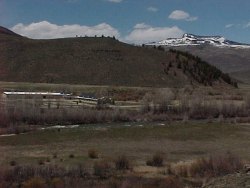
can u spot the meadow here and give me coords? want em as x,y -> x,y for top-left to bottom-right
0,81 -> 250,187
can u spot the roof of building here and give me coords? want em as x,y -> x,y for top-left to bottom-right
3,92 -> 70,96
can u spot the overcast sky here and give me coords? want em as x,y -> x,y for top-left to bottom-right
1,0 -> 250,44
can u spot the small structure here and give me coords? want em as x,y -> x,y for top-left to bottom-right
97,97 -> 115,105
2,91 -> 70,99
80,93 -> 96,99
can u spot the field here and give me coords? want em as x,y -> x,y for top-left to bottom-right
1,121 -> 250,169
1,81 -> 250,187
0,121 -> 250,188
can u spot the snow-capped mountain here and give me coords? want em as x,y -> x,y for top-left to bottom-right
146,34 -> 250,49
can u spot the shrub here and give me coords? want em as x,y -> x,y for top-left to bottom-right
9,160 -> 17,166
53,153 -> 57,159
118,176 -> 182,188
45,158 -> 50,163
161,176 -> 183,188
146,153 -> 164,167
93,160 -> 112,179
38,160 -> 45,165
71,164 -> 90,178
69,154 -> 75,158
245,94 -> 250,109
189,152 -> 243,178
115,155 -> 131,170
172,163 -> 189,178
0,110 -> 9,128
22,177 -> 47,188
50,177 -> 64,188
88,149 -> 99,159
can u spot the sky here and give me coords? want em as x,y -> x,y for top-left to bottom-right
1,0 -> 250,44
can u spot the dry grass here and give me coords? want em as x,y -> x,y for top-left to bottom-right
172,152 -> 243,178
0,104 -> 134,130
117,176 -> 183,188
1,86 -> 250,132
190,152 -> 243,177
22,177 -> 47,188
93,160 -> 113,179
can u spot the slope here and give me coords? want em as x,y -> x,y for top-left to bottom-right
0,27 -> 236,87
165,46 -> 250,84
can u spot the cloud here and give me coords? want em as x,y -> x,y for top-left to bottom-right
11,21 -> 184,44
169,10 -> 198,21
244,22 -> 250,28
124,23 -> 184,44
11,21 -> 120,39
147,6 -> 158,12
225,24 -> 234,28
106,0 -> 123,3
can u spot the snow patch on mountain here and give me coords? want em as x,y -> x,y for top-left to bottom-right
146,34 -> 250,49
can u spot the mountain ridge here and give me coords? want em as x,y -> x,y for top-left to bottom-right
146,33 -> 250,49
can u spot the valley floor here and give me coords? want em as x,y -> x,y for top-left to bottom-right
0,122 -> 250,187
0,81 -> 250,187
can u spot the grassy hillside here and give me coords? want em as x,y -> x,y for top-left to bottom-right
166,45 -> 250,84
0,28 -> 236,87
231,70 -> 250,84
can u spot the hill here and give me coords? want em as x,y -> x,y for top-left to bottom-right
169,46 -> 250,84
0,27 -> 236,87
230,70 -> 250,84
145,34 -> 250,84
0,26 -> 21,37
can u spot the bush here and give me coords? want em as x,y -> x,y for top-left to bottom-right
245,94 -> 250,109
192,152 -> 243,177
22,177 -> 47,188
88,149 -> 99,159
0,110 -> 9,128
9,160 -> 17,166
69,154 -> 74,158
146,153 -> 164,167
172,163 -> 189,178
46,158 -> 50,163
93,160 -> 112,179
161,176 -> 183,188
115,155 -> 131,170
50,177 -> 64,188
53,153 -> 57,159
115,176 -> 182,188
38,160 -> 45,165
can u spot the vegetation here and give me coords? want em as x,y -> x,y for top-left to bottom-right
166,45 -> 250,85
93,160 -> 112,179
0,28 -> 236,87
169,49 -> 238,87
0,152 -> 243,188
171,152 -> 243,178
189,152 -> 243,178
88,149 -> 99,159
0,27 -> 249,187
146,153 -> 164,167
115,155 -> 131,170
0,113 -> 249,187
0,85 -> 249,136
22,177 -> 47,188
0,164 -> 184,188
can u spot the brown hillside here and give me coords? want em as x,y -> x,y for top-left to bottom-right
168,45 -> 250,84
0,26 -> 21,37
0,27 -> 235,87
